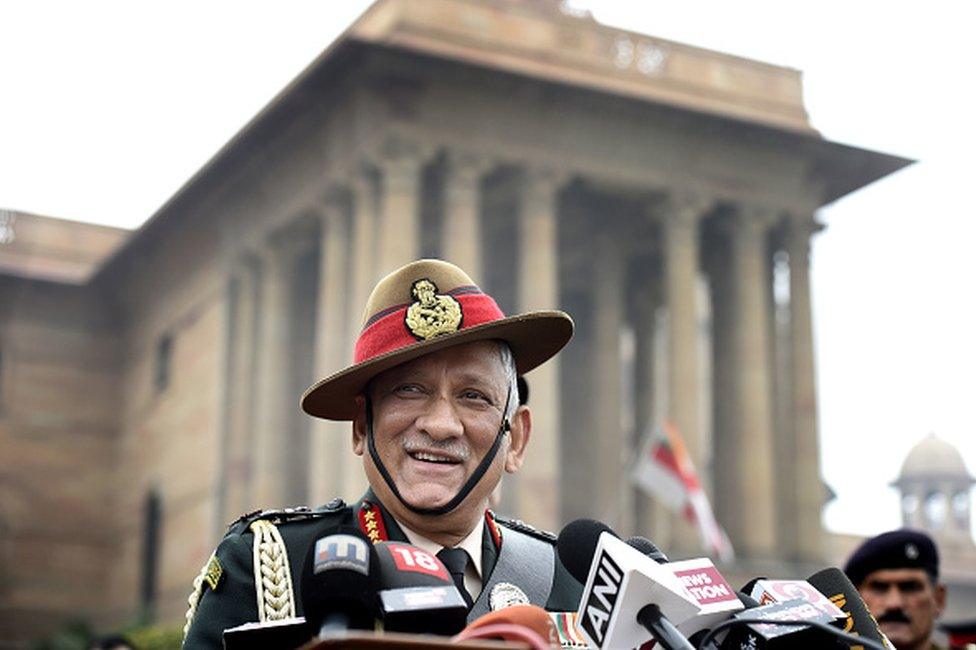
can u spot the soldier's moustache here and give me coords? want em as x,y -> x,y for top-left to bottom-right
403,435 -> 472,461
365,392 -> 511,516
877,609 -> 912,624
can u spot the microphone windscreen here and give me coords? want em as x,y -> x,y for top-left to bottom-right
454,623 -> 551,650
807,567 -> 889,646
300,526 -> 378,631
372,541 -> 454,589
556,518 -> 616,583
461,604 -> 559,647
625,536 -> 669,564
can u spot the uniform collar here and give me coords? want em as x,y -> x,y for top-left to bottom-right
397,516 -> 485,580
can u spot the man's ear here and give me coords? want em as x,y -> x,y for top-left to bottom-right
934,582 -> 947,617
504,405 -> 531,473
352,395 -> 367,457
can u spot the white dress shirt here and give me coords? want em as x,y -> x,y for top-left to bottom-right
398,517 -> 485,600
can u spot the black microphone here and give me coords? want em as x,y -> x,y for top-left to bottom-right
556,519 -> 696,649
371,541 -> 468,635
300,526 -> 379,637
807,567 -> 895,649
626,535 -> 669,564
706,597 -> 842,649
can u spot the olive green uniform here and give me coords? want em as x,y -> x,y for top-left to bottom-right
182,492 -> 583,649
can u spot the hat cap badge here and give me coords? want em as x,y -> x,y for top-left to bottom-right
905,542 -> 919,559
404,278 -> 462,340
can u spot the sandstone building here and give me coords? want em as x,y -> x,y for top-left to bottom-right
0,0 -> 911,643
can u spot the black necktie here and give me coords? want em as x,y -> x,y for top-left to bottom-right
437,547 -> 473,608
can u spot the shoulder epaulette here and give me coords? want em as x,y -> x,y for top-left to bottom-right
492,513 -> 557,543
230,499 -> 347,529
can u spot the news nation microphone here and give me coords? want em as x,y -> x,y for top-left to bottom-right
556,519 -> 698,650
806,567 -> 896,650
454,604 -> 560,649
662,557 -> 744,638
371,541 -> 468,635
300,526 -> 379,638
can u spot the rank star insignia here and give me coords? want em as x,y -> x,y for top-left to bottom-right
404,278 -> 462,340
204,556 -> 223,591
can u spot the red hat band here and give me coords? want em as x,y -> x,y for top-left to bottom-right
354,284 -> 505,364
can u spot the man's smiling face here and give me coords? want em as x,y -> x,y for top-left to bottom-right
353,340 -> 528,526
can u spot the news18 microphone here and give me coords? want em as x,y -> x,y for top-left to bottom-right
807,567 -> 896,649
556,519 -> 697,650
371,541 -> 468,635
300,527 -> 379,638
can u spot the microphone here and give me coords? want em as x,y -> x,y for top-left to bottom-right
661,557 -> 745,638
626,535 -> 669,564
222,618 -> 310,650
706,597 -> 845,649
806,567 -> 896,649
454,604 -> 559,648
300,526 -> 379,637
748,578 -> 846,619
371,541 -> 468,635
556,519 -> 698,649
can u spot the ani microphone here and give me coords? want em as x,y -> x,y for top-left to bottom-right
556,519 -> 697,650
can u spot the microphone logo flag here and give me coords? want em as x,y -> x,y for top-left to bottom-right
631,419 -> 734,561
580,550 -> 623,645
385,543 -> 450,581
312,534 -> 370,575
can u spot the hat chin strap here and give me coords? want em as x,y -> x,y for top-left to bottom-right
365,393 -> 512,517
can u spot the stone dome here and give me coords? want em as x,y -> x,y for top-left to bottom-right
895,433 -> 975,484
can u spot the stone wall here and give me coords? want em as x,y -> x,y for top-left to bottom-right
0,276 -> 120,644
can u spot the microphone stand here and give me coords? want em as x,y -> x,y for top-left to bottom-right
636,604 -> 695,650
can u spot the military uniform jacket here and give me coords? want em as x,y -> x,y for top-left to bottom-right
182,491 -> 583,649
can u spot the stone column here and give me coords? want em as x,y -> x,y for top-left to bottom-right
252,231 -> 305,508
442,151 -> 492,283
633,276 -> 671,545
223,256 -> 261,519
375,137 -> 431,277
342,169 -> 376,502
591,226 -> 626,531
707,227 -> 737,544
730,206 -> 777,557
662,192 -> 711,553
787,216 -> 824,562
516,167 -> 564,532
308,197 -> 350,505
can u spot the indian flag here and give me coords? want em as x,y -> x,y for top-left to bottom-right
632,420 -> 735,562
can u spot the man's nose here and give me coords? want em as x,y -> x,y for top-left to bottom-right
415,395 -> 464,440
880,585 -> 906,612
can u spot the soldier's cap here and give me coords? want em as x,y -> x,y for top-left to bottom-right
843,528 -> 939,587
301,259 -> 573,421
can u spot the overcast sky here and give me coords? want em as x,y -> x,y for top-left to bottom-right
1,1 -> 973,540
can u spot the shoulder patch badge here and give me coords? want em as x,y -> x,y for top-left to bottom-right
405,278 -> 462,340
494,514 -> 557,543
204,555 -> 223,591
490,581 -> 529,611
